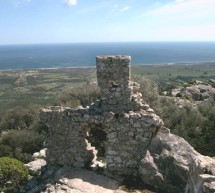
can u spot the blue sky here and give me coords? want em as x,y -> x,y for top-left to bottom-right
0,0 -> 215,45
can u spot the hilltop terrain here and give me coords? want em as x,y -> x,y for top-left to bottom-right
1,62 -> 215,192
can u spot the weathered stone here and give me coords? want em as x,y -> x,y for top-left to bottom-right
172,81 -> 215,108
25,159 -> 46,173
40,56 -> 215,193
209,79 -> 215,88
23,166 -> 126,193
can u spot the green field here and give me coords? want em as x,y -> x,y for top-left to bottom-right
1,62 -> 215,115
0,68 -> 96,115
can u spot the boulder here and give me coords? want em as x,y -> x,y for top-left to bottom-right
139,127 -> 215,193
25,159 -> 47,173
32,148 -> 47,159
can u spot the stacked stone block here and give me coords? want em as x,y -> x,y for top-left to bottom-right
103,110 -> 162,176
41,107 -> 95,167
41,56 -> 215,193
96,56 -> 131,112
41,55 -> 162,174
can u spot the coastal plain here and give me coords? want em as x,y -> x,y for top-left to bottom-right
1,62 -> 215,116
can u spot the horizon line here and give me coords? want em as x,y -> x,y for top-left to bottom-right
1,40 -> 215,46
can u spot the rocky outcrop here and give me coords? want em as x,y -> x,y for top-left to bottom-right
39,56 -> 215,193
172,80 -> 215,108
25,159 -> 47,174
209,79 -> 215,88
140,127 -> 215,193
21,166 -> 126,193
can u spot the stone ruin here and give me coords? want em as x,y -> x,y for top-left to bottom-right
41,56 -> 215,193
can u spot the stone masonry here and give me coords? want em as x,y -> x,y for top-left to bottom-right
41,56 -> 215,193
41,56 -> 162,173
96,55 -> 132,112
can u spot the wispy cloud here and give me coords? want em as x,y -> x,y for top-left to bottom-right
65,0 -> 77,6
17,0 -> 32,2
78,2 -> 108,14
112,4 -> 131,13
146,0 -> 215,19
175,0 -> 186,3
120,6 -> 131,12
147,24 -> 215,41
135,0 -> 215,41
11,0 -> 32,7
113,4 -> 118,8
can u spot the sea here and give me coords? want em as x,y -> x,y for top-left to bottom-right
0,42 -> 215,70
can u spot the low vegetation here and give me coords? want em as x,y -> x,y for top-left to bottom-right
0,68 -> 95,164
134,74 -> 215,156
0,106 -> 48,163
57,84 -> 100,107
0,157 -> 28,192
0,63 -> 215,190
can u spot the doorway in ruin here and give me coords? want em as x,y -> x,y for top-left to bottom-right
85,123 -> 107,160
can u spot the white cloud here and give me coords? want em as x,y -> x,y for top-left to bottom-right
17,0 -> 32,2
112,4 -> 131,12
146,0 -> 215,19
132,0 -> 215,41
65,0 -> 77,6
175,0 -> 186,3
78,2 -> 108,14
120,6 -> 131,12
150,24 -> 215,41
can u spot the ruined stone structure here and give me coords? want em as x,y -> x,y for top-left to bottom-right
41,56 -> 215,193
41,56 -> 162,174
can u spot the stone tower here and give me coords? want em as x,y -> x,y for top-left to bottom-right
40,56 -> 215,193
96,55 -> 131,102
96,55 -> 142,112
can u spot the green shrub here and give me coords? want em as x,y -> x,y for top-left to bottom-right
195,102 -> 215,156
57,84 -> 100,107
0,130 -> 46,163
0,105 -> 42,132
0,157 -> 28,191
132,75 -> 160,110
158,97 -> 204,138
0,105 -> 48,163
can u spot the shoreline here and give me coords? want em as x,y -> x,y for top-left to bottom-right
1,60 -> 215,72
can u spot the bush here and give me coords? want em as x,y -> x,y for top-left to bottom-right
0,130 -> 46,163
132,75 -> 160,110
158,97 -> 204,138
0,157 -> 28,191
132,76 -> 215,156
57,84 -> 100,107
195,102 -> 215,156
0,105 -> 48,163
0,105 -> 42,132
